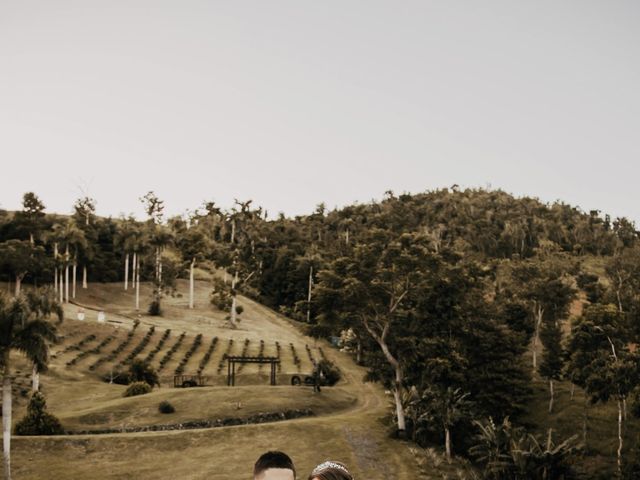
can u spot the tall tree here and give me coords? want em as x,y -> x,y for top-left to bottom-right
54,221 -> 86,302
511,256 -> 576,370
539,320 -> 565,413
417,386 -> 472,460
315,231 -> 433,435
176,226 -> 211,309
0,240 -> 46,296
15,192 -> 45,244
566,303 -> 639,473
0,289 -> 61,480
73,196 -> 97,289
114,217 -> 140,291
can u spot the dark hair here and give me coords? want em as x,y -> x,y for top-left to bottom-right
308,461 -> 352,480
254,451 -> 296,477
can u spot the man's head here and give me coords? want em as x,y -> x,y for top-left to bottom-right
253,451 -> 296,480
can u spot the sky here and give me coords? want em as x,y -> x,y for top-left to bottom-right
1,1 -> 639,222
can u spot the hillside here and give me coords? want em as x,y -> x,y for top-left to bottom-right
5,280 -> 425,480
1,188 -> 639,479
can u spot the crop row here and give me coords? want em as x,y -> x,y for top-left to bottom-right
144,329 -> 171,364
59,334 -> 96,355
89,323 -> 139,371
157,332 -> 186,372
174,334 -> 203,375
275,341 -> 282,372
66,335 -> 115,366
290,343 -> 301,371
305,344 -> 316,365
197,337 -> 218,375
217,339 -> 234,374
119,326 -> 156,366
257,340 -> 265,371
237,339 -> 251,372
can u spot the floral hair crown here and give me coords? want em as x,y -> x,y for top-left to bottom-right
311,461 -> 350,476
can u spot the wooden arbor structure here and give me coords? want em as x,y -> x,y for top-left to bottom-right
226,355 -> 280,386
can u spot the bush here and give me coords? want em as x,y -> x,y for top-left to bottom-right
14,392 -> 64,435
158,400 -> 175,414
235,305 -> 244,315
318,359 -> 341,386
123,381 -> 152,397
148,298 -> 162,316
210,278 -> 232,311
129,358 -> 160,387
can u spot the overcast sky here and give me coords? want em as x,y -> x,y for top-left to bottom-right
1,1 -> 638,222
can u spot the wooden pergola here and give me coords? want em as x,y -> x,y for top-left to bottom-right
226,355 -> 280,386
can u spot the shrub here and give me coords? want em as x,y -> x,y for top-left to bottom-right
129,358 -> 160,387
210,278 -> 232,311
235,305 -> 244,315
14,392 -> 64,435
158,400 -> 175,414
148,298 -> 162,316
318,359 -> 341,386
123,381 -> 152,397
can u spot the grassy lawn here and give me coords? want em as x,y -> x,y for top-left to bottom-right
55,385 -> 357,432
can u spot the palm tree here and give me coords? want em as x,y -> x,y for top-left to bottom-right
114,217 -> 139,290
22,289 -> 64,392
148,225 -> 173,290
51,221 -> 86,303
0,289 -> 61,480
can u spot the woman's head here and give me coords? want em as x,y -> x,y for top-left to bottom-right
308,461 -> 353,480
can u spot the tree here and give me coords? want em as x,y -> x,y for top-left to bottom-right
140,191 -> 166,289
566,303 -> 639,473
56,220 -> 87,302
129,358 -> 159,387
605,246 -> 640,313
0,240 -> 46,296
15,192 -> 45,244
294,247 -> 323,323
14,392 -> 63,435
114,217 -> 140,291
225,199 -> 260,328
470,418 -> 580,480
511,256 -> 576,370
417,386 -> 473,460
176,226 -> 211,309
0,290 -> 61,480
73,196 -> 97,289
22,289 -> 63,392
315,231 -> 433,435
539,320 -> 564,413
